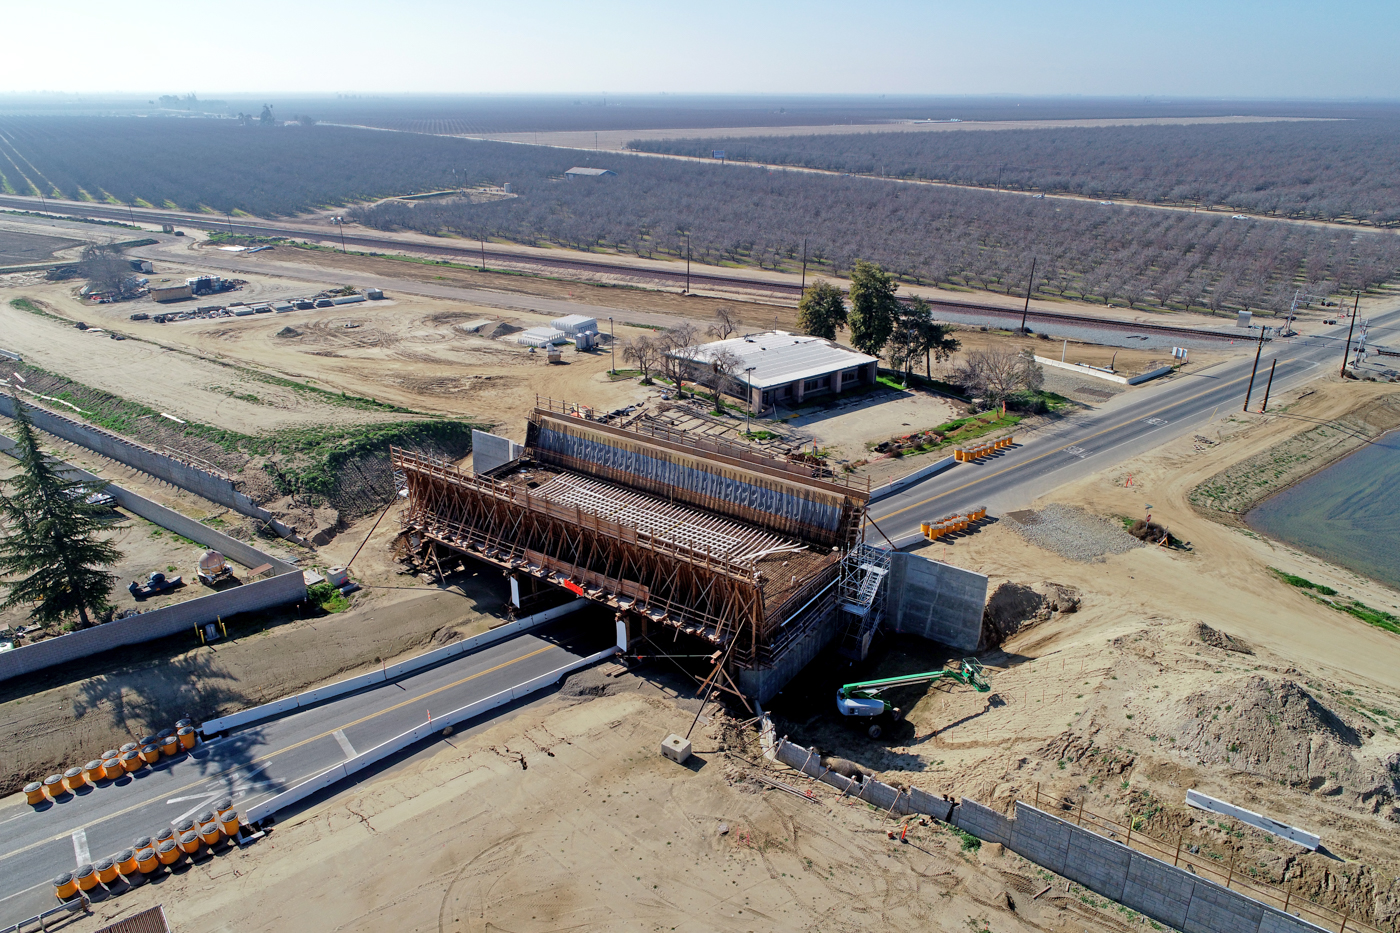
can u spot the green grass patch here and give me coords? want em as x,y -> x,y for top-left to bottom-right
1269,568 -> 1337,596
949,825 -> 982,851
1271,569 -> 1400,635
306,581 -> 350,613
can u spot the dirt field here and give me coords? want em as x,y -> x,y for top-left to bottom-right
761,376 -> 1400,929
70,676 -> 1147,933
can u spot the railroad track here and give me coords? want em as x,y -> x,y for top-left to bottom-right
1,195 -> 1244,343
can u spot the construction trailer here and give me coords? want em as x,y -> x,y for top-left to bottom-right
394,398 -> 875,704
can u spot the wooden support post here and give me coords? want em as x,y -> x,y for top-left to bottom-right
1076,798 -> 1085,826
1125,815 -> 1133,848
1226,852 -> 1236,888
1173,834 -> 1183,867
1283,886 -> 1291,913
1034,782 -> 1040,810
1339,909 -> 1350,933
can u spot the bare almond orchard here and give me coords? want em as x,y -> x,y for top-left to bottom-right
2,226 -> 1398,933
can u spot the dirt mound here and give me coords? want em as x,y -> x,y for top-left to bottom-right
1162,676 -> 1394,809
480,321 -> 522,339
982,581 -> 1081,646
1193,621 -> 1253,654
275,326 -> 301,338
264,496 -> 341,545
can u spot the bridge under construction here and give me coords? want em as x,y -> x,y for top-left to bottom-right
394,399 -> 880,703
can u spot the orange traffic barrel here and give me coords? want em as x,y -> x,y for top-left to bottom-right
197,809 -> 216,828
25,782 -> 45,805
175,817 -> 195,835
140,734 -> 158,747
120,742 -> 138,755
94,857 -> 119,885
136,847 -> 158,873
214,796 -> 234,818
157,840 -> 180,865
102,759 -> 124,781
120,749 -> 142,773
84,760 -> 105,783
116,848 -> 139,875
133,834 -> 152,850
156,728 -> 174,742
155,828 -> 175,846
160,734 -> 179,756
177,726 -> 197,750
42,774 -> 65,799
139,745 -> 161,765
178,831 -> 201,856
101,748 -> 119,761
64,767 -> 86,791
175,718 -> 193,731
52,871 -> 78,900
75,864 -> 98,891
199,823 -> 221,846
220,813 -> 240,838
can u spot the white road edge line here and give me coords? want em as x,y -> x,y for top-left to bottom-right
70,828 -> 89,867
333,729 -> 357,759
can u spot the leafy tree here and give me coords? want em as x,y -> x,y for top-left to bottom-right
847,260 -> 898,357
888,297 -> 961,382
0,397 -> 121,628
796,280 -> 846,339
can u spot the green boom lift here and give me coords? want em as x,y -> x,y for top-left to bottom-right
836,658 -> 990,738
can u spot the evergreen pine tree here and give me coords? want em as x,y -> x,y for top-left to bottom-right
0,397 -> 121,628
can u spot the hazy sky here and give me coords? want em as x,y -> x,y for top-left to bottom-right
3,0 -> 1396,99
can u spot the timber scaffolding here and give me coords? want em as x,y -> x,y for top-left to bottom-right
394,402 -> 870,686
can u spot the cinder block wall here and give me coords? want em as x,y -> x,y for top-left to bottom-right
943,800 -> 1332,933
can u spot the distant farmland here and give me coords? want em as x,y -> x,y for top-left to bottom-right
3,115 -> 1398,316
630,119 -> 1400,227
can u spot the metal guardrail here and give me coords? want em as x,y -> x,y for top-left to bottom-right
0,894 -> 89,933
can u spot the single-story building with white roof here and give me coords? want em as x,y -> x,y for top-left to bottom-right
679,331 -> 879,410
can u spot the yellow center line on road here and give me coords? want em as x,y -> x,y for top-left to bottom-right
0,643 -> 558,866
869,366 -> 1272,526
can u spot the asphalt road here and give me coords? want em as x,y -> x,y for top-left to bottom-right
0,618 -> 609,925
868,309 -> 1400,544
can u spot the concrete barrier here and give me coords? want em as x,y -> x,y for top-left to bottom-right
1128,365 -> 1174,385
0,570 -> 306,681
1035,356 -> 1129,384
200,599 -> 590,736
243,647 -> 616,824
869,455 -> 957,503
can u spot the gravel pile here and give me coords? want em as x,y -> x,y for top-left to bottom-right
1006,504 -> 1143,562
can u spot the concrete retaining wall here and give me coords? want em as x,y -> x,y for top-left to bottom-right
471,429 -> 522,475
773,738 -> 956,822
0,393 -> 268,521
737,597 -> 842,705
0,570 -> 305,681
944,800 -> 1330,933
887,551 -> 986,651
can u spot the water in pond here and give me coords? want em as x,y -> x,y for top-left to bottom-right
1246,431 -> 1400,590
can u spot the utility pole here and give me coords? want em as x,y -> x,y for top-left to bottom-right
226,212 -> 234,235
609,316 -> 615,374
1018,256 -> 1037,334
800,237 -> 807,292
1243,324 -> 1267,412
684,233 -> 691,294
1260,359 -> 1277,412
744,366 -> 756,434
127,203 -> 137,227
1340,292 -> 1359,376
480,238 -> 486,272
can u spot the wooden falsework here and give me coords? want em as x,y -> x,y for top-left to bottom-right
394,446 -> 854,674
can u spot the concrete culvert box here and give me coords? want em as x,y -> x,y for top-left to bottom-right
660,734 -> 692,764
